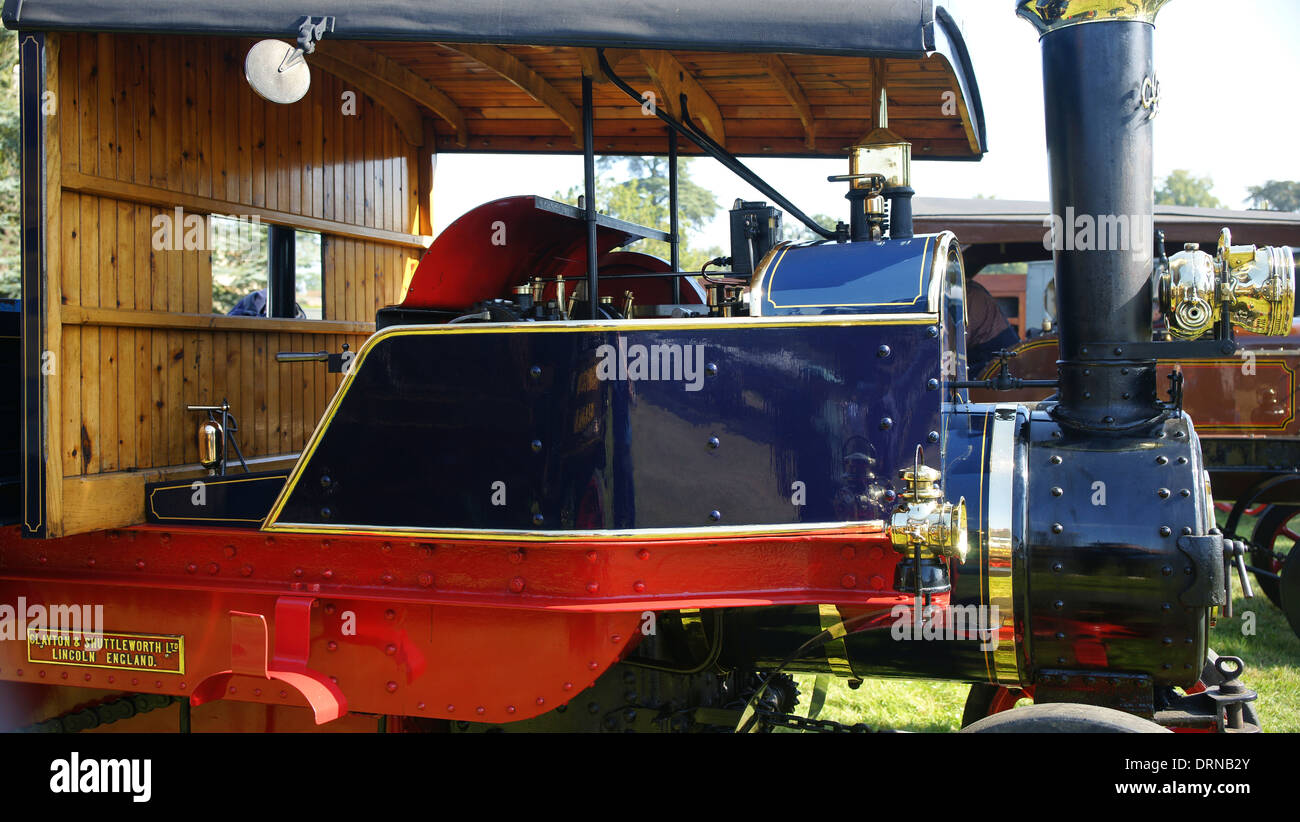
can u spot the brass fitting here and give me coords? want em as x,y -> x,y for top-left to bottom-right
1159,228 -> 1295,339
1016,0 -> 1171,36
888,464 -> 968,563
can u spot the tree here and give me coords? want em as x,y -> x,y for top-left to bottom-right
1155,170 -> 1222,209
1245,180 -> 1300,212
783,213 -> 839,244
0,29 -> 21,299
554,156 -> 723,271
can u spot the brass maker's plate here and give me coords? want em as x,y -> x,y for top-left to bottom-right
27,629 -> 185,674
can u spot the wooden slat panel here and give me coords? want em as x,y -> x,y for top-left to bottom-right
61,169 -> 430,249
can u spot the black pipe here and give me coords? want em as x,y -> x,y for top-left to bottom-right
582,75 -> 599,319
885,186 -> 914,240
669,128 -> 681,303
597,50 -> 834,241
1036,20 -> 1160,430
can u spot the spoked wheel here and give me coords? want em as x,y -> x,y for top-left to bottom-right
960,650 -> 1260,732
1250,504 -> 1296,607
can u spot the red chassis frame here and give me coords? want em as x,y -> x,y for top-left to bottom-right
0,524 -> 917,727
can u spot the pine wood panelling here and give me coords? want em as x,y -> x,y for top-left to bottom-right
49,33 -> 423,534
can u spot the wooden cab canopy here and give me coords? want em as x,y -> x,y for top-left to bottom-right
4,0 -> 986,159
4,0 -> 985,539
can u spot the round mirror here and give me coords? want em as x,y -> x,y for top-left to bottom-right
244,39 -> 311,104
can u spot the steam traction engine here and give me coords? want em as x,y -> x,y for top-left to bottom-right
0,0 -> 1289,732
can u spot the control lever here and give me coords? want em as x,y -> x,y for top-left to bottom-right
1222,539 -> 1255,618
276,342 -> 352,373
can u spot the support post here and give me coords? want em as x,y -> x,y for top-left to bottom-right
582,75 -> 599,319
669,128 -> 681,303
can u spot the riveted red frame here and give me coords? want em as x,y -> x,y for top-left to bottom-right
0,524 -> 912,726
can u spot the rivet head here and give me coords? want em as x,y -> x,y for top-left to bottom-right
879,417 -> 893,430
633,581 -> 646,593
1179,489 -> 1191,498
1049,455 -> 1063,465
531,439 -> 543,453
384,609 -> 396,621
476,706 -> 486,715
637,549 -> 650,560
385,682 -> 398,693
1157,488 -> 1170,499
135,559 -> 146,570
708,510 -> 721,521
529,365 -> 542,380
1159,526 -> 1172,537
877,345 -> 891,358
207,562 -> 220,575
927,431 -> 939,443
1161,565 -> 1173,576
1156,455 -> 1168,465
327,641 -> 338,651
1051,523 -> 1064,534
385,644 -> 397,656
1050,486 -> 1063,497
1053,600 -> 1064,610
707,436 -> 720,449
841,574 -> 857,589
927,326 -> 939,338
510,577 -> 526,593
1051,562 -> 1063,573
586,581 -> 599,594
927,378 -> 940,390
532,513 -> 545,526
320,506 -> 332,519
418,572 -> 434,587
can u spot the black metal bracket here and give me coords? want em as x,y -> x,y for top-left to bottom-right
1035,670 -> 1155,718
1176,533 -> 1227,608
1078,338 -> 1237,360
296,16 -> 335,54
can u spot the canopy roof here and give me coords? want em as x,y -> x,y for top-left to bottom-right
913,198 -> 1300,274
3,0 -> 986,159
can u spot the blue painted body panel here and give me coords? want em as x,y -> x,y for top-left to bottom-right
756,236 -> 936,316
271,321 -> 945,533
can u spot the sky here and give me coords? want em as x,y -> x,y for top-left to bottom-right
432,0 -> 1300,249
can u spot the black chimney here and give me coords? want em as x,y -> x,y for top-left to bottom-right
1019,0 -> 1170,431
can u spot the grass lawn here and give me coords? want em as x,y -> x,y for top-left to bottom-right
792,507 -> 1299,733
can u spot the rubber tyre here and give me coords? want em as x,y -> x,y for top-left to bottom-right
960,703 -> 1171,733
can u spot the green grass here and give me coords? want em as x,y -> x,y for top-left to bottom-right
788,506 -> 1299,733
